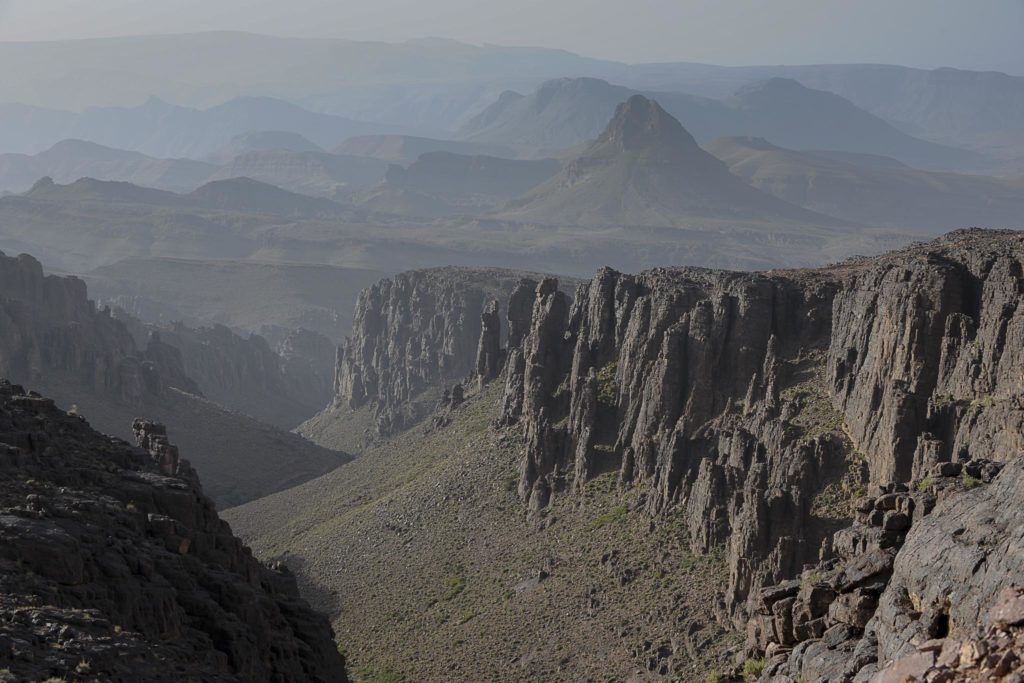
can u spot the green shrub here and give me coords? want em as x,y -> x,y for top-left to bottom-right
596,361 -> 619,408
800,570 -> 823,588
706,673 -> 722,683
916,477 -> 935,491
962,472 -> 983,489
743,657 -> 765,680
442,575 -> 466,601
584,505 -> 627,531
355,667 -> 405,683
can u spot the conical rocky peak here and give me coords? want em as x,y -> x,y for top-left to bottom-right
592,94 -> 700,157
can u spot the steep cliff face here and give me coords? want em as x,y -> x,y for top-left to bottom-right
143,322 -> 335,430
0,380 -> 348,682
828,234 -> 1024,483
499,229 -> 1024,623
500,265 -> 845,619
0,251 -> 150,402
333,267 -> 560,435
0,250 -> 348,507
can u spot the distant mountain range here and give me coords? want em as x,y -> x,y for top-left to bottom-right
496,95 -> 841,229
359,153 -> 560,217
204,130 -> 325,163
0,95 -> 421,158
0,137 -> 392,197
83,257 -> 386,342
3,32 -> 1021,164
459,77 -> 969,169
336,135 -> 515,165
0,139 -> 216,194
24,175 -> 355,218
706,136 -> 1024,231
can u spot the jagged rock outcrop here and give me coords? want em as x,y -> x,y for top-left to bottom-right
0,380 -> 348,682
502,265 -> 845,613
870,586 -> 1024,682
499,229 -> 1024,623
332,267 -> 565,435
476,299 -> 503,388
746,457 -> 1021,683
0,250 -> 348,507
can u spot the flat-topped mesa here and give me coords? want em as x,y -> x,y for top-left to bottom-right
331,267 -> 554,435
499,229 -> 1024,621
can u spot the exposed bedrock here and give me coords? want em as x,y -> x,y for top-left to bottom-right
332,267 -> 556,435
0,380 -> 348,682
498,229 -> 1024,621
828,236 -> 1024,483
750,457 -> 1022,682
315,230 -> 1024,633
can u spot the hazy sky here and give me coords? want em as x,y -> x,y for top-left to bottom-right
0,0 -> 1022,73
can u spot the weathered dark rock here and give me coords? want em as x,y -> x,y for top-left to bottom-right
0,381 -> 348,682
476,299 -> 503,388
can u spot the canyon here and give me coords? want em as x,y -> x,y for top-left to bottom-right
228,228 -> 1024,680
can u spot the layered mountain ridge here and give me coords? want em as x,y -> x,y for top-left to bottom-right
498,95 -> 841,228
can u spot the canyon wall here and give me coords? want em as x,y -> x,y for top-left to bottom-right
333,267 -> 565,435
0,250 -> 347,506
495,229 -> 1024,624
321,231 -> 1024,630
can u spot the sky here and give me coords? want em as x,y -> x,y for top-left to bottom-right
0,0 -> 1022,73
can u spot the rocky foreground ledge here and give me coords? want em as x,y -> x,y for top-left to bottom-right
0,380 -> 347,682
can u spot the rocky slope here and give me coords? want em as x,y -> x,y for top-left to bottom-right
228,384 -> 736,681
0,380 -> 348,682
0,250 -> 348,506
742,455 -> 1024,682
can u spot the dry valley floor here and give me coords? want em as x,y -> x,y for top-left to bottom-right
225,385 -> 735,682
